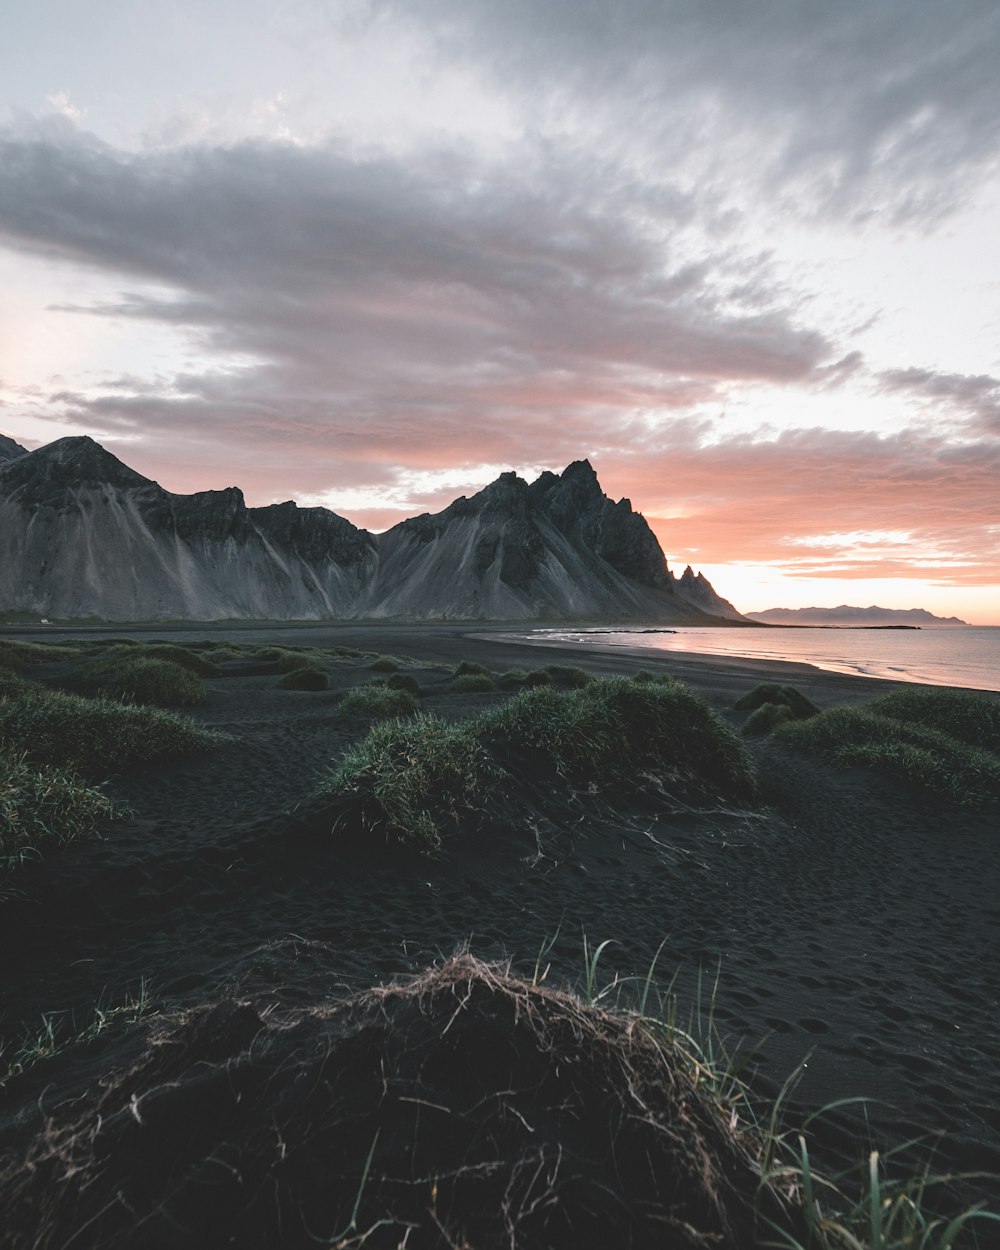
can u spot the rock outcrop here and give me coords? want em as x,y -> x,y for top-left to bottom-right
0,435 -> 742,623
0,433 -> 29,462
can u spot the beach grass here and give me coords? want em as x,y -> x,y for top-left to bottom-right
82,656 -> 210,707
0,754 -> 121,869
321,675 -> 755,849
779,700 -> 1000,806
736,683 -> 820,723
276,667 -> 329,691
80,643 -> 220,678
571,939 -> 1000,1250
483,675 -> 756,794
338,684 -> 417,719
0,640 -> 83,670
447,673 -> 497,693
0,677 -> 225,775
322,714 -> 494,849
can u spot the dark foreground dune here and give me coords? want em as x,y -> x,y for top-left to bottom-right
1,623 -> 998,1246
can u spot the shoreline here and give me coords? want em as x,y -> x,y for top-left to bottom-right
2,622 -> 998,1219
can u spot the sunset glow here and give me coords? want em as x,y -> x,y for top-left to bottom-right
1,2 -> 999,622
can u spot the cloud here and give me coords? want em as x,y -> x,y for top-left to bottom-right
367,0 -> 1000,223
596,424 -> 1000,586
0,116 -> 832,497
879,366 -> 1000,433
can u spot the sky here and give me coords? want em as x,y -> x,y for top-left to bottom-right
1,2 -> 999,622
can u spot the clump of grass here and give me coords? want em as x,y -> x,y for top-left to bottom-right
736,683 -> 820,720
524,668 -> 552,687
87,657 -> 209,708
742,702 -> 795,736
483,677 -> 755,797
384,673 -> 421,696
448,673 -> 497,694
865,687 -> 1000,753
368,654 -> 399,673
0,641 -> 83,670
1,754 -> 120,868
454,660 -> 491,677
339,685 -> 417,719
545,664 -> 593,688
566,939 -> 1000,1250
0,682 -> 225,775
779,704 -> 1000,806
321,715 -> 494,849
81,644 -> 220,678
277,668 -> 328,691
322,677 -> 755,849
496,668 -> 530,689
1,983 -> 153,1091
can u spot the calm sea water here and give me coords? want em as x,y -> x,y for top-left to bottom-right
522,625 -> 1000,692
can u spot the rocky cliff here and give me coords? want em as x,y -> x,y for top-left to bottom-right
0,435 -> 742,623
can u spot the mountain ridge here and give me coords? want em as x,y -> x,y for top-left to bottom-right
0,434 -> 742,624
747,605 -> 968,626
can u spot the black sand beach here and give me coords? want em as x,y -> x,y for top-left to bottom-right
1,624 -> 998,1244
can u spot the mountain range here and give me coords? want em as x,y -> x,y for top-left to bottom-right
746,606 -> 968,626
0,434 -> 742,624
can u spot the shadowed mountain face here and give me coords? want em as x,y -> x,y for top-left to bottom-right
0,435 -> 741,623
0,433 -> 29,462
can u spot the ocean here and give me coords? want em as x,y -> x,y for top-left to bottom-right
519,625 -> 1000,693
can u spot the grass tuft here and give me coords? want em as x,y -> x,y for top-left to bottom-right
81,643 -> 220,678
779,698 -> 1000,806
742,702 -> 795,736
368,655 -> 399,673
84,657 -> 209,707
0,641 -> 83,670
277,667 -> 329,691
482,676 -> 756,796
321,715 -> 494,850
0,681 -> 225,775
545,664 -> 594,688
321,676 -> 755,849
1,754 -> 120,869
339,685 -> 417,719
448,673 -> 497,694
454,660 -> 491,677
736,683 -> 820,720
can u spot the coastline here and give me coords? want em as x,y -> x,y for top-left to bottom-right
2,622 -> 998,1221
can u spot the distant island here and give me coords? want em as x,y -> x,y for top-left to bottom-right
746,605 -> 968,627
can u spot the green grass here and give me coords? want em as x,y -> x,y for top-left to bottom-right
454,660 -> 491,677
482,676 -> 756,796
383,673 -> 421,696
368,655 -> 399,673
321,676 -> 755,849
0,982 -> 153,1091
742,702 -> 795,736
80,643 -> 220,678
339,685 -> 417,719
779,701 -> 1000,806
448,673 -> 497,694
321,714 -> 494,850
0,680 -> 225,775
736,683 -> 820,720
496,667 -> 530,689
0,640 -> 83,670
563,939 -> 1000,1250
1,753 -> 120,868
277,667 -> 329,691
85,657 -> 209,707
864,688 -> 1000,753
545,664 -> 594,688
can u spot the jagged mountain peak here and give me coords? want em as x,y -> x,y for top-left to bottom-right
6,434 -> 151,485
0,435 -> 741,623
0,432 -> 29,462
